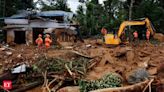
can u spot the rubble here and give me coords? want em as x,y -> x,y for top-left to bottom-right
0,39 -> 164,92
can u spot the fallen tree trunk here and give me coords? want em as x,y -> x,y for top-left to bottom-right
11,81 -> 42,92
90,80 -> 149,92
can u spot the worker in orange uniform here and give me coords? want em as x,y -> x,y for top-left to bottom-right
35,34 -> 43,49
45,34 -> 52,49
146,29 -> 151,41
133,31 -> 138,46
101,27 -> 108,42
133,31 -> 138,40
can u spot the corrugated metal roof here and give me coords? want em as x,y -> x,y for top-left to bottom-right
6,10 -> 74,19
9,10 -> 35,19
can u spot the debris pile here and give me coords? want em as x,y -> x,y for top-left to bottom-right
0,39 -> 164,92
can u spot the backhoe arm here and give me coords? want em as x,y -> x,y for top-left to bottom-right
117,18 -> 155,37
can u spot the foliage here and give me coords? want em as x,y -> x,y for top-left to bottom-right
76,0 -> 164,36
41,0 -> 71,12
33,56 -> 91,78
78,73 -> 122,92
0,0 -> 34,17
76,0 -> 127,36
133,0 -> 164,33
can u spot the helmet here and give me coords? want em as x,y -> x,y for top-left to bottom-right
38,34 -> 42,37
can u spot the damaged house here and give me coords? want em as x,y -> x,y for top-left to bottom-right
3,10 -> 76,45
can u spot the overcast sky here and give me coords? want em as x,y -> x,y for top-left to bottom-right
34,0 -> 105,13
67,0 -> 105,12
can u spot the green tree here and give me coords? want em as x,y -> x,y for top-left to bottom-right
133,0 -> 164,33
41,0 -> 71,12
0,0 -> 34,17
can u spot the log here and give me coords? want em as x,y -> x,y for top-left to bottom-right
0,71 -> 18,82
90,80 -> 149,92
11,81 -> 42,92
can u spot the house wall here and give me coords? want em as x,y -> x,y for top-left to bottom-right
7,30 -> 14,43
6,28 -> 33,44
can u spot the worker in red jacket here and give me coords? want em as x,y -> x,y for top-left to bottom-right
146,29 -> 151,41
35,34 -> 43,49
45,34 -> 52,49
101,27 -> 107,36
133,31 -> 138,40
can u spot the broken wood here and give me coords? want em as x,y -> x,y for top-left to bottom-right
71,50 -> 93,58
51,80 -> 64,92
65,64 -> 73,76
142,79 -> 154,92
11,81 -> 41,92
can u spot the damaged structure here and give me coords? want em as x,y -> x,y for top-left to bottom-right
3,10 -> 75,44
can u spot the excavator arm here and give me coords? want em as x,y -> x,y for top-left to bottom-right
117,18 -> 155,38
104,18 -> 156,45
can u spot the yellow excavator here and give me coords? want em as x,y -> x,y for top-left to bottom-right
104,18 -> 155,45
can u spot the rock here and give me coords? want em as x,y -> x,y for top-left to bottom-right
5,51 -> 12,56
148,67 -> 157,75
127,68 -> 149,84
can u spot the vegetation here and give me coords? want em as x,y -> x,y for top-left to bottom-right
0,0 -> 163,35
76,0 -> 164,36
79,73 -> 122,92
40,0 -> 71,11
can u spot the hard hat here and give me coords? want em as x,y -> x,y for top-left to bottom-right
46,34 -> 50,37
38,34 -> 42,37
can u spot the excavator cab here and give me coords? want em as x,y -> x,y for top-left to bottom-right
104,34 -> 121,45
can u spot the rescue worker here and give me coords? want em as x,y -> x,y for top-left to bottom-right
101,27 -> 108,42
146,29 -> 151,41
45,34 -> 52,49
35,34 -> 43,49
101,27 -> 107,36
133,31 -> 138,46
133,31 -> 138,40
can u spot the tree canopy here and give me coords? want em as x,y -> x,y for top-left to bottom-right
76,0 -> 164,36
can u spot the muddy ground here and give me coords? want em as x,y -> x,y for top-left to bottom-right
0,39 -> 164,92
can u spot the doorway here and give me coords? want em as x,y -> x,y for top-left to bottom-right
14,31 -> 26,44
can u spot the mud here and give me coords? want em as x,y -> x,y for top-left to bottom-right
0,39 -> 164,92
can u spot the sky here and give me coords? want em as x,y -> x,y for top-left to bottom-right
34,0 -> 105,13
67,0 -> 105,12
